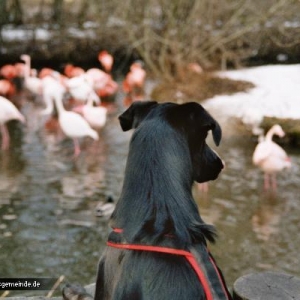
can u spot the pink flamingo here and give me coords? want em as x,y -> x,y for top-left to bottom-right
85,68 -> 118,99
64,64 -> 85,78
98,50 -> 114,73
66,74 -> 100,105
0,79 -> 15,98
85,68 -> 109,90
53,91 -> 99,158
20,54 -> 43,96
0,96 -> 25,150
122,61 -> 146,106
38,67 -> 56,79
252,124 -> 291,191
40,72 -> 67,115
123,61 -> 146,91
72,95 -> 107,129
0,64 -> 18,80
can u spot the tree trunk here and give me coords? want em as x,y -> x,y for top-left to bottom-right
52,0 -> 64,25
0,0 -> 8,25
10,0 -> 23,25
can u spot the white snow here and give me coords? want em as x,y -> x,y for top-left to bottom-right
1,25 -> 97,41
203,64 -> 300,131
2,27 -> 51,41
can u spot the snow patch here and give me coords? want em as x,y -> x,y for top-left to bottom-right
203,64 -> 300,123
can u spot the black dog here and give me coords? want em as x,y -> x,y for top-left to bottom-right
63,101 -> 231,300
92,101 -> 231,300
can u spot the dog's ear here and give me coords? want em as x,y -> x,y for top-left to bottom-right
201,117 -> 222,146
168,102 -> 222,146
188,102 -> 222,146
118,101 -> 158,131
175,102 -> 223,183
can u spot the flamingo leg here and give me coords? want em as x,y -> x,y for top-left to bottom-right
271,173 -> 277,191
197,182 -> 209,193
73,138 -> 81,158
1,124 -> 10,150
264,173 -> 270,190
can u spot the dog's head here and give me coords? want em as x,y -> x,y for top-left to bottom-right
119,101 -> 224,184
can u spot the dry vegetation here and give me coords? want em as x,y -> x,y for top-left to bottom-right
151,71 -> 254,103
1,0 -> 300,77
1,1 -> 300,140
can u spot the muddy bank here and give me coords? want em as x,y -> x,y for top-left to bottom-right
261,116 -> 300,146
151,72 -> 254,103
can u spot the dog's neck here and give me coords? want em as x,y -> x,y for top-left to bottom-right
111,118 -> 216,247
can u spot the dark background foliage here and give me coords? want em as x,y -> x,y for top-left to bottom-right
1,0 -> 300,77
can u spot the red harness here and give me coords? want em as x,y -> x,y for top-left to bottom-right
107,228 -> 231,300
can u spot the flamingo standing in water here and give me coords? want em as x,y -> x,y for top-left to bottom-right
66,74 -> 100,105
72,95 -> 107,129
252,124 -> 291,191
0,96 -> 25,150
85,68 -> 118,99
53,92 -> 99,158
40,72 -> 67,115
122,61 -> 146,106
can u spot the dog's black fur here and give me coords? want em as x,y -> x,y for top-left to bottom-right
90,101 -> 229,300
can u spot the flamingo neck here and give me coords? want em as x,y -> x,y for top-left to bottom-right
23,56 -> 31,79
53,95 -> 66,115
265,128 -> 276,141
86,95 -> 94,107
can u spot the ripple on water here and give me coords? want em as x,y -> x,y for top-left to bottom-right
1,97 -> 300,291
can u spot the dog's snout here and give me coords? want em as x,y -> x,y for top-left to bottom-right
193,145 -> 224,183
213,149 -> 225,169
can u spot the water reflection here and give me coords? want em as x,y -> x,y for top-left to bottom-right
0,121 -> 26,174
0,95 -> 127,295
251,195 -> 282,241
194,129 -> 300,286
0,95 -> 299,294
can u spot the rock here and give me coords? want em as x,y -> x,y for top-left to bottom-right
233,271 -> 300,300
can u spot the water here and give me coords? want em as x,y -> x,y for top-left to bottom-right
195,126 -> 300,287
1,92 -> 300,296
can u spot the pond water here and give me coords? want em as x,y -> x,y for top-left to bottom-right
1,90 -> 300,296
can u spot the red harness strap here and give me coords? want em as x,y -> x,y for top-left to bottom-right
107,228 -> 230,300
